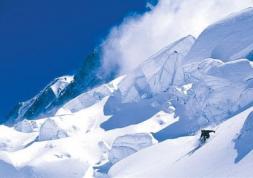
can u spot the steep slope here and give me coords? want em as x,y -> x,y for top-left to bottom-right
7,49 -> 119,123
59,75 -> 125,114
7,76 -> 73,124
102,36 -> 253,134
185,8 -> 253,64
9,7 -> 253,123
117,35 -> 195,102
101,35 -> 195,130
155,58 -> 253,140
0,93 -> 174,178
109,107 -> 253,178
54,49 -> 118,108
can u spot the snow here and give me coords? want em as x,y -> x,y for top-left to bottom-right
0,125 -> 37,152
117,35 -> 195,104
185,8 -> 253,63
50,76 -> 74,97
153,57 -> 253,140
7,75 -> 73,123
109,107 -> 253,178
14,119 -> 38,133
59,76 -> 125,114
141,35 -> 195,92
207,59 -> 253,82
108,133 -> 157,164
0,93 -> 173,177
38,119 -> 68,141
234,111 -> 253,163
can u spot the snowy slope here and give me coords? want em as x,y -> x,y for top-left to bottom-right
8,7 -> 253,123
117,35 -> 195,102
185,7 -> 253,63
59,75 -> 125,114
0,76 -> 176,178
109,107 -> 253,178
7,76 -> 73,123
7,49 -> 119,122
155,58 -> 253,140
0,103 -> 171,178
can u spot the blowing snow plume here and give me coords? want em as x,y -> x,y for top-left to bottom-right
102,0 -> 252,74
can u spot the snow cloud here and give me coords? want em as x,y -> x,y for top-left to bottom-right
102,0 -> 253,74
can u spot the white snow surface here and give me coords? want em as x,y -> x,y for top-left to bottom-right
185,7 -> 253,63
50,76 -> 74,97
0,94 -> 174,178
109,107 -> 253,178
59,76 -> 125,114
108,133 -> 157,164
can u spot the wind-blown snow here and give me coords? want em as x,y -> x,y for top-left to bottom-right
102,0 -> 253,73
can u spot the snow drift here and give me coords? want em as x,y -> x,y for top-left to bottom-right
185,8 -> 253,63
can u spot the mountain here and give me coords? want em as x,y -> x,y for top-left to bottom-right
53,49 -> 119,108
7,76 -> 73,124
7,49 -> 119,123
1,7 -> 253,178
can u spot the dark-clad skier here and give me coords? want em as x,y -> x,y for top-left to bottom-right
200,130 -> 215,142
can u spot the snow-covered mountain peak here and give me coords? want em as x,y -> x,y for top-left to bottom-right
7,49 -> 118,123
50,76 -> 74,97
7,75 -> 73,124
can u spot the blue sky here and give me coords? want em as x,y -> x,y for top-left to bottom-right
0,0 -> 154,118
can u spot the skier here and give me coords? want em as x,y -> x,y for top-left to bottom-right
200,130 -> 215,142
